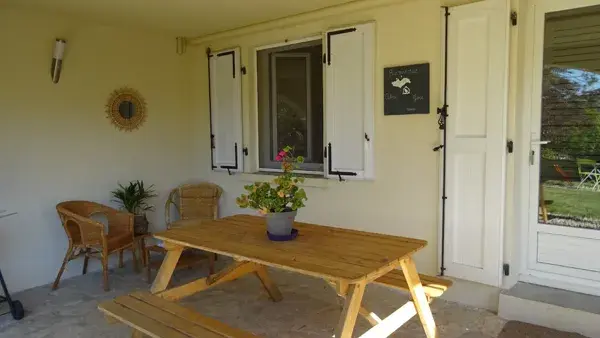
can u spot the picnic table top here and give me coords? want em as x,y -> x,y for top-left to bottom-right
154,214 -> 427,283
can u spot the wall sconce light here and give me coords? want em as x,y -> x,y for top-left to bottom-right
176,37 -> 187,55
51,39 -> 66,84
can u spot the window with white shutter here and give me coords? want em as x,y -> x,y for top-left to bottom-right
209,48 -> 243,173
324,23 -> 375,180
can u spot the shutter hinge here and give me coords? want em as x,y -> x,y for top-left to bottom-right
241,66 -> 247,75
327,143 -> 357,182
511,11 -> 518,26
326,28 -> 357,65
216,50 -> 236,78
322,53 -> 326,64
503,263 -> 510,276
210,134 -> 215,149
243,147 -> 248,156
507,140 -> 514,154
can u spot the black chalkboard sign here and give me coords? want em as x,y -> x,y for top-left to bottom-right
384,63 -> 429,115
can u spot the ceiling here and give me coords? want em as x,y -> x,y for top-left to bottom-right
2,0 -> 360,36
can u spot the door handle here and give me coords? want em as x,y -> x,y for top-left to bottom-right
531,140 -> 550,145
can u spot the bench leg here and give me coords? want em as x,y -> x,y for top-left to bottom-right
400,258 -> 437,338
336,280 -> 366,338
254,265 -> 283,302
131,330 -> 144,338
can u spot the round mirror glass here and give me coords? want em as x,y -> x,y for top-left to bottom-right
118,101 -> 136,119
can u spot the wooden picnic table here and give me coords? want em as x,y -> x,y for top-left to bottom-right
150,214 -> 440,338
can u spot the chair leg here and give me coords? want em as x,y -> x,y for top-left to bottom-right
102,255 -> 110,292
208,253 -> 216,275
82,249 -> 90,275
52,245 -> 74,290
132,246 -> 140,273
145,248 -> 152,283
119,250 -> 124,268
139,237 -> 147,267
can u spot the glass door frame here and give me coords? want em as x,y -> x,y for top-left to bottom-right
519,0 -> 600,295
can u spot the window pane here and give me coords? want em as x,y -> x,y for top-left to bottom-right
258,41 -> 323,171
274,56 -> 309,158
539,5 -> 600,229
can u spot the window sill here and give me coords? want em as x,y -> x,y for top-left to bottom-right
238,172 -> 331,189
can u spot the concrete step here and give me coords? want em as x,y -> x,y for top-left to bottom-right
498,282 -> 600,338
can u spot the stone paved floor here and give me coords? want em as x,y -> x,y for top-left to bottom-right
0,259 -> 574,337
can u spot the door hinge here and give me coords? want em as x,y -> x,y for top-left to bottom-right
511,11 -> 518,26
507,140 -> 514,154
503,263 -> 510,276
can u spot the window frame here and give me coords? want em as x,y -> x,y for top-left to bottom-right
253,36 -> 324,174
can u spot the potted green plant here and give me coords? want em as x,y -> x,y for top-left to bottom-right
236,146 -> 308,236
111,180 -> 157,236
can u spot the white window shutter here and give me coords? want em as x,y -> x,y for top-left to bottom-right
444,0 -> 509,287
325,23 -> 375,180
209,48 -> 243,173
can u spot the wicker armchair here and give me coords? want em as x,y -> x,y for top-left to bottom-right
53,201 -> 138,291
145,183 -> 222,282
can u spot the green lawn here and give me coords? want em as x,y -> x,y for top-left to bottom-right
544,185 -> 600,220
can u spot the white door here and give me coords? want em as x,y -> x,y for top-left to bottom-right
444,0 -> 509,287
525,0 -> 600,295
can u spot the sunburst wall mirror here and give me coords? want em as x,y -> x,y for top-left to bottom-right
106,87 -> 147,131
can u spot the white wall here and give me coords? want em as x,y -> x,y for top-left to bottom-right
0,9 -> 193,292
189,0 -> 444,275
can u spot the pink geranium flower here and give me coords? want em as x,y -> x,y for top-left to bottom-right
278,150 -> 286,157
275,155 -> 283,161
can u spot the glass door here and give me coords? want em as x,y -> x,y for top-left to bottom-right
528,0 -> 600,291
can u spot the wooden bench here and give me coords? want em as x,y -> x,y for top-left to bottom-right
374,270 -> 453,298
98,292 -> 257,338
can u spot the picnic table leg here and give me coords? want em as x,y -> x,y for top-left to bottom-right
331,280 -> 379,327
336,280 -> 367,338
400,257 -> 437,338
254,265 -> 283,302
150,244 -> 183,294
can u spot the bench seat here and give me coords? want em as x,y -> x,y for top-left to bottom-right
374,270 -> 453,298
98,291 -> 257,338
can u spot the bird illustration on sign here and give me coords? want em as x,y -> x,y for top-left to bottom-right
392,77 -> 412,95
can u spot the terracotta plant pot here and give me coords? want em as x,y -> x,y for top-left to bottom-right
133,214 -> 149,236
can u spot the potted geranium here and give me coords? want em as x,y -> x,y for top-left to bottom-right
111,180 -> 158,236
236,146 -> 308,237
